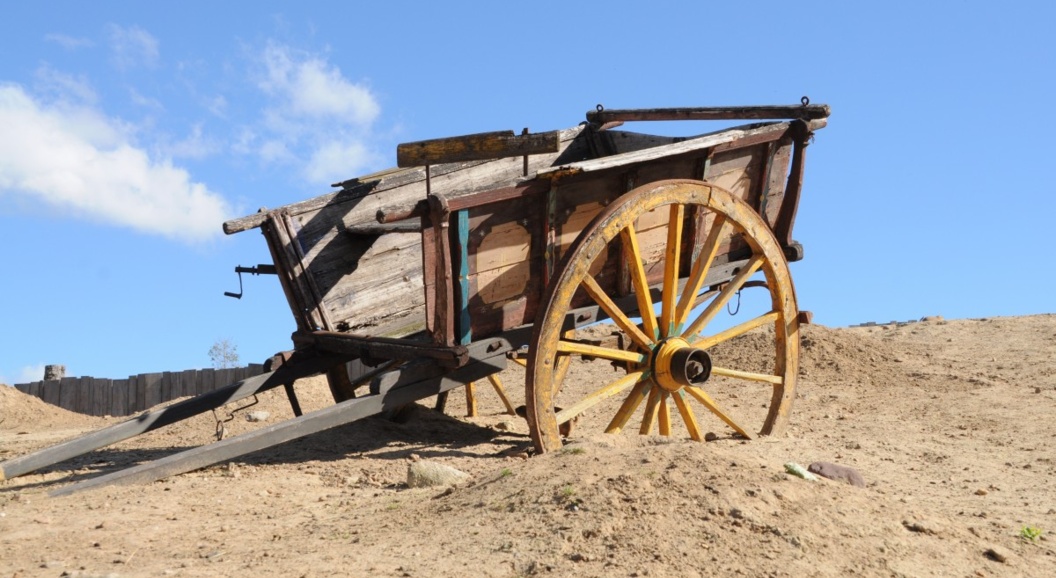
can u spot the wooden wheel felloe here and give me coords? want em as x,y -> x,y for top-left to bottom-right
526,180 -> 800,453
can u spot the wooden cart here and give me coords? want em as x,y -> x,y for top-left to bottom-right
1,102 -> 828,494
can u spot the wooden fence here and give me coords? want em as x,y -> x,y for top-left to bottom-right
13,365 -> 264,417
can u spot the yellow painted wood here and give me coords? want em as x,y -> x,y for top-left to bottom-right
639,385 -> 662,435
605,380 -> 650,434
620,224 -> 660,341
511,356 -> 528,368
660,204 -> 684,337
396,130 -> 559,167
527,180 -> 800,454
658,392 -> 672,436
681,254 -> 765,339
465,381 -> 478,417
674,215 -> 728,330
552,329 -> 575,392
556,340 -> 647,364
653,336 -> 691,392
581,276 -> 654,351
671,389 -> 703,441
554,371 -> 644,426
710,366 -> 783,385
692,311 -> 780,350
685,386 -> 754,440
486,374 -> 517,415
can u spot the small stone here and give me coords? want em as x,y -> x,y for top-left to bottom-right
903,519 -> 942,536
984,545 -> 1011,563
1034,387 -> 1042,394
407,460 -> 470,488
975,488 -> 988,496
808,462 -> 865,487
704,432 -> 719,442
245,411 -> 270,422
494,421 -> 512,431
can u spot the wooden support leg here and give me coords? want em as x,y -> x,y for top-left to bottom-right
465,382 -> 478,417
283,382 -> 303,417
486,374 -> 517,415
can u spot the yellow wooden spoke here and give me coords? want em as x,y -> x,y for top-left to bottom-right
674,215 -> 728,331
582,275 -> 654,351
692,310 -> 780,350
554,371 -> 644,426
660,204 -> 684,338
556,340 -> 647,364
710,366 -> 783,385
620,223 -> 659,340
639,385 -> 662,435
681,254 -> 764,339
510,356 -> 528,368
685,386 -> 754,440
671,389 -> 703,441
658,391 -> 672,436
605,380 -> 650,433
486,374 -> 517,415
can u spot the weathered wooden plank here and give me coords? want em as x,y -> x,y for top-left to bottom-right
110,379 -> 128,416
130,378 -> 143,414
223,126 -> 587,234
42,380 -> 60,406
180,369 -> 197,398
586,104 -> 831,124
142,373 -> 163,410
397,130 -> 560,167
49,344 -> 507,495
161,372 -> 173,405
198,368 -> 214,396
538,121 -> 796,180
58,377 -> 78,413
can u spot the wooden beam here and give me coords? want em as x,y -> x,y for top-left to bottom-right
291,331 -> 469,367
49,342 -> 509,496
397,130 -> 560,167
0,353 -> 346,482
586,104 -> 831,124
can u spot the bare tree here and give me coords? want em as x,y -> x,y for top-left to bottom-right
208,338 -> 240,369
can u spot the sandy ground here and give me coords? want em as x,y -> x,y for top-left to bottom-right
2,314 -> 1055,577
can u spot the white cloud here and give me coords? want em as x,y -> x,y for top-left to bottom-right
44,33 -> 94,50
259,44 -> 379,125
0,84 -> 232,243
164,123 -> 220,160
247,43 -> 381,185
305,139 -> 379,185
34,65 -> 97,104
107,24 -> 160,70
128,87 -> 164,111
203,94 -> 227,118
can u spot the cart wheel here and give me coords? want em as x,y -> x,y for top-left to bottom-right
526,180 -> 800,453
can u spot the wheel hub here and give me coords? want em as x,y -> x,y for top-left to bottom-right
652,337 -> 712,392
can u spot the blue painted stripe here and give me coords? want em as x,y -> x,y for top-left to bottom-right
456,210 -> 472,346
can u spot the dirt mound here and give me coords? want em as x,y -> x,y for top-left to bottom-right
3,316 -> 1056,576
0,385 -> 106,432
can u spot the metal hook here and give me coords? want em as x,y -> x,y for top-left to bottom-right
727,288 -> 742,316
801,96 -> 810,106
211,394 -> 260,441
596,104 -> 604,112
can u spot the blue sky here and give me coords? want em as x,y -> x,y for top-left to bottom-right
1,1 -> 1053,385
